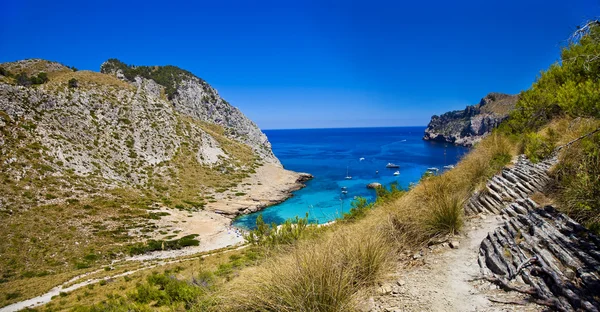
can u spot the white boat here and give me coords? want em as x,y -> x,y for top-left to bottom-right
359,157 -> 365,161
386,163 -> 400,168
393,171 -> 400,176
345,167 -> 352,180
341,186 -> 348,194
427,167 -> 439,172
443,165 -> 455,169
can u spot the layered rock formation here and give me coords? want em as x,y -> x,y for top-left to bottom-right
463,152 -> 600,311
423,93 -> 518,146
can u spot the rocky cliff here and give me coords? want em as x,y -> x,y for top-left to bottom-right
0,59 -> 308,297
100,59 -> 279,164
423,93 -> 518,146
0,59 -> 280,212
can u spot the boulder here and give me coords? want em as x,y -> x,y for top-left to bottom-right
367,182 -> 382,189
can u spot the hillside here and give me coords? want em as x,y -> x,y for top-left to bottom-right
0,59 -> 307,307
423,92 -> 518,146
2,21 -> 600,312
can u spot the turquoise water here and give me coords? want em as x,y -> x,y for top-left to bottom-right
233,127 -> 468,229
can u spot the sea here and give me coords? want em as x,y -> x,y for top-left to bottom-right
233,127 -> 468,229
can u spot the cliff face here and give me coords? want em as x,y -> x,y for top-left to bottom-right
100,59 -> 279,164
423,93 -> 518,146
0,59 -> 278,211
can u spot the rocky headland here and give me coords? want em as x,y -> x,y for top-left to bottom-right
0,59 -> 310,274
423,92 -> 518,146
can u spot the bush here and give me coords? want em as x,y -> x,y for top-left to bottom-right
127,234 -> 200,255
554,131 -> 600,232
131,272 -> 206,309
0,67 -> 11,77
68,78 -> 79,88
524,132 -> 555,163
426,192 -> 465,235
244,214 -> 315,246
16,72 -> 31,86
100,59 -> 207,99
503,23 -> 600,134
341,196 -> 373,221
15,72 -> 49,86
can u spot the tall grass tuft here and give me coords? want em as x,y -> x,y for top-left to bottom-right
426,192 -> 465,236
226,230 -> 390,312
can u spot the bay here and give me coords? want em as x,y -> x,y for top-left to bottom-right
233,127 -> 468,229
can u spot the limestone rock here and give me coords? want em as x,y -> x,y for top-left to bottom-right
423,93 -> 518,147
367,182 -> 382,189
449,240 -> 460,249
378,284 -> 393,295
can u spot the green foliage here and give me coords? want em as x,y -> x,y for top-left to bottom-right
132,272 -> 206,309
0,67 -> 12,77
15,72 -> 49,86
375,182 -> 405,204
244,213 -> 314,246
554,132 -> 600,232
341,196 -> 373,221
16,72 -> 31,86
68,78 -> 78,88
503,23 -> 600,134
100,59 -> 206,99
523,132 -> 555,163
127,234 -> 200,255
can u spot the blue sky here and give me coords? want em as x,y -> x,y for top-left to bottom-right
1,1 -> 597,129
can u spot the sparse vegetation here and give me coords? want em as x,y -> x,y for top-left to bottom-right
100,59 -> 206,99
68,78 -> 78,88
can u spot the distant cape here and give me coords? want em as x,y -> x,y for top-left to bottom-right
423,92 -> 518,146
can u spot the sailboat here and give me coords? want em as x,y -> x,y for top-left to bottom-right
345,166 -> 352,180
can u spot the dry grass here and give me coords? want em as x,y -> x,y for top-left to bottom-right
216,131 -> 518,311
225,227 -> 391,312
48,70 -> 134,90
15,130 -> 521,311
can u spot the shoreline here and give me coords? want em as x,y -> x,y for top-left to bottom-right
130,163 -> 312,261
206,163 -> 312,218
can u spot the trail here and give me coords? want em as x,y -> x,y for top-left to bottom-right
0,245 -> 248,312
367,155 -> 558,312
369,215 -> 542,312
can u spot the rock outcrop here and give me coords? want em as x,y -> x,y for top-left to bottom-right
423,93 -> 518,146
367,182 -> 382,189
465,155 -> 556,215
0,59 -> 285,212
463,151 -> 600,311
100,59 -> 279,164
479,200 -> 600,311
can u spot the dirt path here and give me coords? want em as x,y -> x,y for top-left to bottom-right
369,215 -> 542,312
0,245 -> 248,312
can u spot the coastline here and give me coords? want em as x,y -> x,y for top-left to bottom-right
205,162 -> 312,217
131,163 -> 312,260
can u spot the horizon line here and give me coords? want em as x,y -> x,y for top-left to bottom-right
262,125 -> 427,131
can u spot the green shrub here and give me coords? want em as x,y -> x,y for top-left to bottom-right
127,234 -> 200,255
100,59 -> 207,99
554,132 -> 600,232
341,196 -> 373,221
244,214 -> 315,246
68,78 -> 79,88
5,292 -> 20,300
524,132 -> 555,163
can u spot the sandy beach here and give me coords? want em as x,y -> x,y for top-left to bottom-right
133,163 -> 311,260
